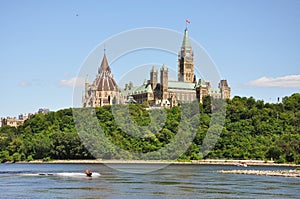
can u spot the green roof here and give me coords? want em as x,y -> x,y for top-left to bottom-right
121,82 -> 153,96
197,79 -> 207,87
146,84 -> 153,92
168,81 -> 195,91
121,86 -> 139,96
209,88 -> 221,94
181,28 -> 192,50
161,64 -> 168,71
133,84 -> 153,94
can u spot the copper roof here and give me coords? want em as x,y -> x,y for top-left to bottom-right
181,28 -> 192,51
98,53 -> 111,73
93,54 -> 118,91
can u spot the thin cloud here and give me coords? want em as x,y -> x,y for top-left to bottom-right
19,81 -> 31,87
59,77 -> 84,87
18,79 -> 45,87
247,74 -> 300,88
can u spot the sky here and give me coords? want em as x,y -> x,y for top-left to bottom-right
0,0 -> 299,117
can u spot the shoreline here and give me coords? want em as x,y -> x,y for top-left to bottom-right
13,159 -> 300,167
219,169 -> 300,178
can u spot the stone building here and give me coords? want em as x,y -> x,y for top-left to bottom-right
1,117 -> 22,127
1,114 -> 31,127
122,28 -> 230,107
83,28 -> 230,108
37,108 -> 50,114
83,53 -> 120,107
1,113 -> 35,128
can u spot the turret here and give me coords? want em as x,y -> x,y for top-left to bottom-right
150,66 -> 158,90
160,64 -> 168,100
219,80 -> 231,99
85,75 -> 89,98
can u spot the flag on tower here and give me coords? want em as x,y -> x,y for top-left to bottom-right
186,19 -> 190,24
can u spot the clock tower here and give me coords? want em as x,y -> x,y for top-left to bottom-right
178,28 -> 195,83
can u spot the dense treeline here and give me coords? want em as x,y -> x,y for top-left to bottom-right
0,93 -> 299,163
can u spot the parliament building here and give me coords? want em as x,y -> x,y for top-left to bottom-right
82,28 -> 230,108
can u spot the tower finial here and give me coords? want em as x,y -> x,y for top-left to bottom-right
181,27 -> 191,51
104,44 -> 106,54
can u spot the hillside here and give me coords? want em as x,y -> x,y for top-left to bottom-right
0,93 -> 299,163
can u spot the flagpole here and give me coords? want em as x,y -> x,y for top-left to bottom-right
185,19 -> 190,29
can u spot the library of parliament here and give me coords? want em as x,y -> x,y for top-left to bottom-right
82,28 -> 230,108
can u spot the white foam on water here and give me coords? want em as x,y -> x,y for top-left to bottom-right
56,172 -> 86,177
20,172 -> 101,178
21,173 -> 41,176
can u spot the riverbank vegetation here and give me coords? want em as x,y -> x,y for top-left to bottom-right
0,93 -> 299,164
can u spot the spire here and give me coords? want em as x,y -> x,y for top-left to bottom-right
151,65 -> 157,72
162,64 -> 168,71
85,75 -> 89,84
181,28 -> 191,51
98,53 -> 111,74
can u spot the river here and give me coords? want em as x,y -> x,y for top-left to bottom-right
0,163 -> 299,198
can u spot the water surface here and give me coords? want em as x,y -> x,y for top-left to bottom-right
0,163 -> 299,198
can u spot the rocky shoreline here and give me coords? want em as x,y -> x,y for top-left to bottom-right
14,159 -> 300,167
219,169 -> 300,178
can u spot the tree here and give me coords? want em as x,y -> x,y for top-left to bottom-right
0,93 -> 299,163
266,146 -> 281,160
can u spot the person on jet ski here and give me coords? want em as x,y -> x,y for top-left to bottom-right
85,169 -> 92,177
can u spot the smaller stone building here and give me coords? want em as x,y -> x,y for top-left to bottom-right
83,53 -> 120,107
1,113 -> 33,127
1,117 -> 23,127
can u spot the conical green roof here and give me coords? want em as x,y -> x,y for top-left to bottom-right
181,28 -> 191,50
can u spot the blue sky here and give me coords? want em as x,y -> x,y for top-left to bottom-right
1,0 -> 299,117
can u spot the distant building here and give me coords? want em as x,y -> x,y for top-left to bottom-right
18,113 -> 32,121
0,109 -> 45,128
38,108 -> 50,114
1,117 -> 24,127
83,27 -> 230,108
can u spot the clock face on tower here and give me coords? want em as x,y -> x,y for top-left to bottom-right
185,52 -> 192,60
